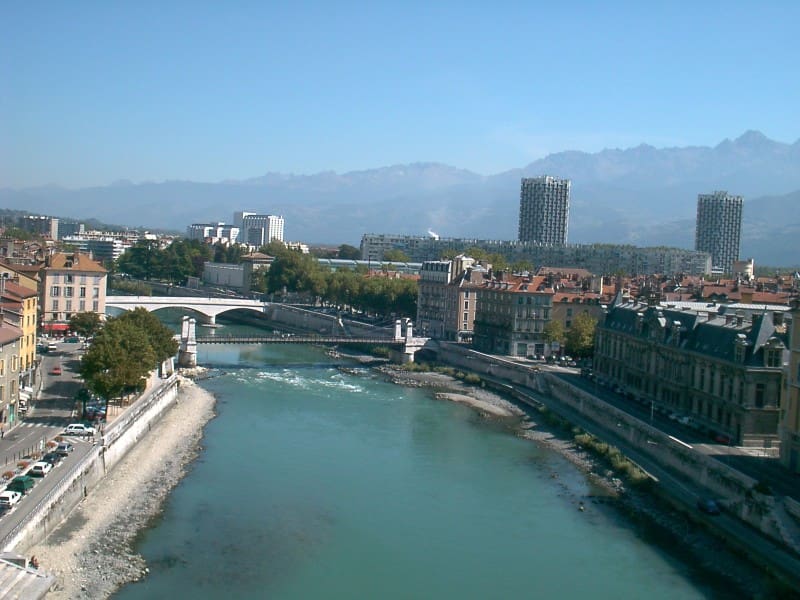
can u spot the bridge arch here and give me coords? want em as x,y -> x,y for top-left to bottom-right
105,296 -> 269,325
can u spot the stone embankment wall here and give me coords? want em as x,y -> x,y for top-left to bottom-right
2,375 -> 180,553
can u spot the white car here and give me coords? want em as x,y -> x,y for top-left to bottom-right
0,490 -> 22,508
30,461 -> 53,477
64,423 -> 95,436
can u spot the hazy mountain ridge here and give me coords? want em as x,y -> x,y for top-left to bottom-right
2,131 -> 800,265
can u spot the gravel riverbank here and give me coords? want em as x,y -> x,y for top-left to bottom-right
28,375 -> 216,599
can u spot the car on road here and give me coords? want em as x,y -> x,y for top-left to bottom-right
6,475 -> 36,495
0,490 -> 22,509
55,442 -> 74,456
65,336 -> 81,343
697,498 -> 721,515
41,452 -> 62,466
50,365 -> 63,375
64,423 -> 95,437
29,461 -> 53,477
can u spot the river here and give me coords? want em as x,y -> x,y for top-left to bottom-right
112,318 -> 722,599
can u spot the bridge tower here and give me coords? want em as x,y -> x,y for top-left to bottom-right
392,318 -> 428,363
178,316 -> 198,368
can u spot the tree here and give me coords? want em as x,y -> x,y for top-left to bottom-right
565,312 -> 598,358
69,312 -> 103,338
79,319 -> 156,406
116,308 -> 178,363
543,320 -> 565,347
383,249 -> 410,262
337,244 -> 361,260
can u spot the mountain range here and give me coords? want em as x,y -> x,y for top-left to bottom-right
2,130 -> 800,266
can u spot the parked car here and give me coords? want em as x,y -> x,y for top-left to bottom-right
41,452 -> 62,466
50,365 -> 63,375
55,442 -> 74,456
6,475 -> 36,495
64,423 -> 95,437
29,461 -> 53,477
65,336 -> 81,343
697,498 -> 721,515
0,490 -> 22,509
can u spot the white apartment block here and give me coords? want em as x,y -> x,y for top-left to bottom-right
241,214 -> 285,245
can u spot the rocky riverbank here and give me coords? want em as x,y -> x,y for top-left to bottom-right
27,375 -> 216,599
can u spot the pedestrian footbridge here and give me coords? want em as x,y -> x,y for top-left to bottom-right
105,295 -> 267,325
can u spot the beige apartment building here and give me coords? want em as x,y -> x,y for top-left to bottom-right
473,273 -> 555,357
39,252 -> 107,335
0,279 -> 38,387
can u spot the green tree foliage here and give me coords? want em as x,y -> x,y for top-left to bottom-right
264,250 -> 417,317
337,244 -> 361,260
115,240 -> 214,283
116,308 -> 179,363
543,320 -> 565,345
68,312 -> 102,338
79,319 -> 157,402
78,309 -> 178,403
258,240 -> 290,258
565,312 -> 598,358
383,249 -> 410,262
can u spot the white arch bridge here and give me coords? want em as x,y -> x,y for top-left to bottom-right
105,295 -> 267,325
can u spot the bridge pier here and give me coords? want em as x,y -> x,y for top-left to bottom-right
390,319 -> 428,363
199,314 -> 217,326
178,316 -> 198,368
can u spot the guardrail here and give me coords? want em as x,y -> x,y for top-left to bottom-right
0,444 -> 102,551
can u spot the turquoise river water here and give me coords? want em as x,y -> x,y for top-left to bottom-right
113,324 -> 725,599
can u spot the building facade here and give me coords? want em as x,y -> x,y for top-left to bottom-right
594,298 -> 786,446
781,300 -> 800,472
695,190 -> 743,274
241,214 -> 284,245
416,256 -> 484,341
359,234 -> 711,276
0,317 -> 22,428
186,223 -> 240,245
518,176 -> 571,245
473,274 -> 555,357
0,279 -> 38,388
39,252 -> 108,335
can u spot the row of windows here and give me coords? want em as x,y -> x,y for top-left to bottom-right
49,274 -> 103,284
51,300 -> 99,312
50,286 -> 100,298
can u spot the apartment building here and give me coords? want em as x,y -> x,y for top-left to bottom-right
594,297 -> 787,446
518,176 -> 571,245
473,273 -> 555,357
39,252 -> 107,335
695,191 -> 743,274
0,279 -> 38,387
0,316 -> 22,428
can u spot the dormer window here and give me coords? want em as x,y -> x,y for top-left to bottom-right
764,337 -> 783,368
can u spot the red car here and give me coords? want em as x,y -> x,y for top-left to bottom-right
50,366 -> 62,375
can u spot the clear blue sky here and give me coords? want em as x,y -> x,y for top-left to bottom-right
2,1 -> 799,188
